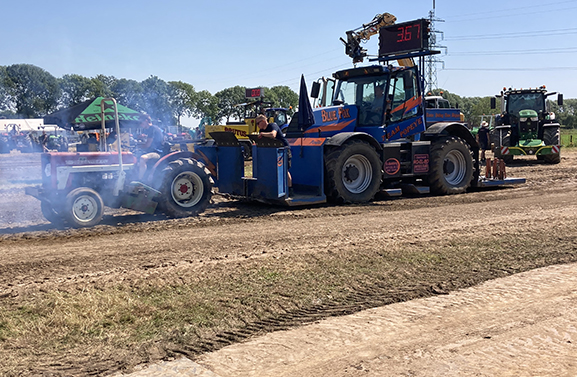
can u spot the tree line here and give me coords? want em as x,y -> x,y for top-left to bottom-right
0,64 -> 299,128
1,63 -> 575,129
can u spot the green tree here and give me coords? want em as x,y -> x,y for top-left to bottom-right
215,86 -> 246,123
0,66 -> 15,116
111,78 -> 143,111
3,64 -> 60,117
87,74 -> 115,98
267,85 -> 298,116
59,74 -> 92,107
140,76 -> 174,127
193,90 -> 219,124
551,98 -> 577,128
169,81 -> 197,126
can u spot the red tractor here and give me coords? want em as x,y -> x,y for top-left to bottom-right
26,100 -> 214,228
26,147 -> 214,227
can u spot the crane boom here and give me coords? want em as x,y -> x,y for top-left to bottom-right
340,13 -> 396,63
340,12 -> 414,67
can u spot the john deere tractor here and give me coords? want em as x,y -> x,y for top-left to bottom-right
491,86 -> 563,164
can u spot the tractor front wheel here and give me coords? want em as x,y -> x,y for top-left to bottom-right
63,188 -> 104,228
324,140 -> 382,203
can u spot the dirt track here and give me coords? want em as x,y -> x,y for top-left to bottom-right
197,262 -> 577,377
1,150 -> 577,376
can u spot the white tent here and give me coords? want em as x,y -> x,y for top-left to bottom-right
0,119 -> 60,133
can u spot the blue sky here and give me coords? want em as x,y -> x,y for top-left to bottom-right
1,0 -> 576,126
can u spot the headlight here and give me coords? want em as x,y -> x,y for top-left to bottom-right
520,117 -> 527,122
44,163 -> 51,177
531,117 -> 538,122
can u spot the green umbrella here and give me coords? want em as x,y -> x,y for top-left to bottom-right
44,97 -> 147,131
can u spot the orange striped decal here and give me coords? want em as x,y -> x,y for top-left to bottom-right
303,118 -> 356,134
287,138 -> 326,146
391,96 -> 422,115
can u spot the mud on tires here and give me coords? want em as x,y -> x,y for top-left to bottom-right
429,136 -> 474,195
158,158 -> 213,218
324,139 -> 382,203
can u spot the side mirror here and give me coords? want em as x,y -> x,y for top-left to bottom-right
558,93 -> 563,106
490,97 -> 496,109
311,82 -> 320,99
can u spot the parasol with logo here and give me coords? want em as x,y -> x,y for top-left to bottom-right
43,97 -> 147,131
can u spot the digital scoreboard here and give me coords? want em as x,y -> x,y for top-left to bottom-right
378,19 -> 429,56
245,87 -> 263,99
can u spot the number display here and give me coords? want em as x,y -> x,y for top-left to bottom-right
245,88 -> 263,98
379,19 -> 429,56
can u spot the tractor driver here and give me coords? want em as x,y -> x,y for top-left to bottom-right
372,84 -> 385,113
137,115 -> 165,179
256,114 -> 293,196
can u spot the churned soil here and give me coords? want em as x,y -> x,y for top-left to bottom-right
0,149 -> 576,376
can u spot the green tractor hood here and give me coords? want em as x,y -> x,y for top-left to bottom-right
518,109 -> 538,118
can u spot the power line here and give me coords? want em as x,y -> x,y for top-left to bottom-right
447,28 -> 577,41
444,67 -> 577,71
446,1 -> 577,22
446,0 -> 576,19
449,48 -> 577,56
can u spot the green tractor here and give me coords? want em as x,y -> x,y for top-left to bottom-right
491,86 -> 563,164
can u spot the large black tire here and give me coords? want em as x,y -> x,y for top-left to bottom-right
63,187 -> 104,228
324,139 -> 382,203
158,158 -> 213,217
429,136 -> 474,195
500,132 -> 514,164
543,127 -> 561,164
41,200 -> 63,225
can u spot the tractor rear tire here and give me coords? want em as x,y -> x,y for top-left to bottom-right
63,187 -> 104,228
325,139 -> 382,203
543,127 -> 561,164
491,129 -> 514,164
429,136 -> 474,195
159,158 -> 213,218
500,132 -> 514,164
41,200 -> 63,225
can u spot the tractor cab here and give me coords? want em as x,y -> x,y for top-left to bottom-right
288,65 -> 425,143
